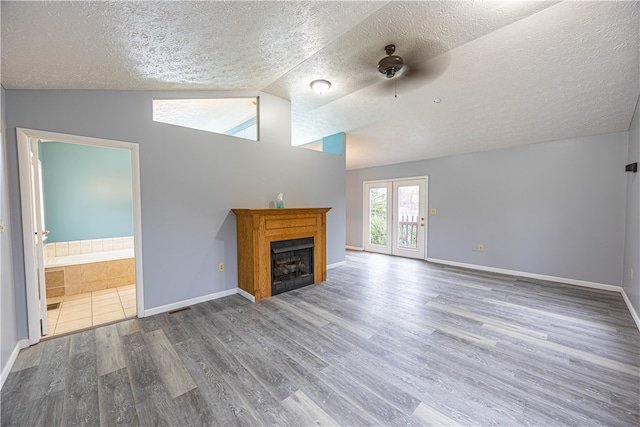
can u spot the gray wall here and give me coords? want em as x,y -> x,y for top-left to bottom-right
347,132 -> 628,286
5,90 -> 346,338
623,96 -> 640,317
1,85 -> 19,383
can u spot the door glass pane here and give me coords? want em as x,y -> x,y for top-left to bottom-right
397,185 -> 419,250
369,188 -> 387,246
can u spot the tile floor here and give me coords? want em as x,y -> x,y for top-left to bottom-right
46,284 -> 136,336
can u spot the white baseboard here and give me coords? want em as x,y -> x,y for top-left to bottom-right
144,288 -> 238,316
346,245 -> 364,251
621,289 -> 640,331
427,258 -> 623,292
328,261 -> 346,269
1,339 -> 29,390
237,288 -> 255,302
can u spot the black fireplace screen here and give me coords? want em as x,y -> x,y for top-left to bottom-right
271,237 -> 314,296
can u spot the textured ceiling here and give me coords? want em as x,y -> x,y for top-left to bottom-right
2,1 -> 639,170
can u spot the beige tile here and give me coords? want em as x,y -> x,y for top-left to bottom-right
46,288 -> 65,299
64,266 -> 82,287
45,269 -> 65,288
118,294 -> 136,303
121,300 -> 137,310
103,239 -> 114,251
113,237 -> 124,250
58,309 -> 91,324
93,302 -> 124,316
68,241 -> 82,255
48,296 -> 63,304
81,240 -> 93,254
60,306 -> 91,319
55,243 -> 69,257
91,240 -> 103,253
46,244 -> 56,258
93,298 -> 121,310
93,310 -> 125,326
60,299 -> 92,312
123,237 -> 134,249
55,318 -> 92,335
124,306 -> 137,318
93,297 -> 120,308
63,291 -> 92,301
119,291 -> 136,299
81,262 -> 107,283
118,284 -> 136,292
62,297 -> 92,307
93,288 -> 118,297
47,309 -> 60,325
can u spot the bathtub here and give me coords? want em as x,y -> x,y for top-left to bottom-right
45,248 -> 134,268
44,241 -> 136,297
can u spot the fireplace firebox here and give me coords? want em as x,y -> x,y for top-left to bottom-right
271,237 -> 314,296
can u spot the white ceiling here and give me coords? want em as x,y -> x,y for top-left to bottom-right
2,1 -> 638,170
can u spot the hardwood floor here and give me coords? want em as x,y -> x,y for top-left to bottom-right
2,251 -> 639,426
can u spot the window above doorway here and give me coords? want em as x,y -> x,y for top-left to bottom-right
152,97 -> 259,141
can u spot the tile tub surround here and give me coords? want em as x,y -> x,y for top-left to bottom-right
45,257 -> 135,296
44,244 -> 136,296
45,236 -> 134,258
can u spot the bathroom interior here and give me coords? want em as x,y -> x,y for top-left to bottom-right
40,140 -> 136,336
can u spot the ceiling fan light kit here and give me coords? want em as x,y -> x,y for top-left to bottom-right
310,79 -> 331,94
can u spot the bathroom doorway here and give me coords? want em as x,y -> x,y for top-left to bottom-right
17,128 -> 144,344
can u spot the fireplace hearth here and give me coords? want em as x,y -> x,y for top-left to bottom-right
271,237 -> 314,296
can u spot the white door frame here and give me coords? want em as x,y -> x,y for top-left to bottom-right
17,128 -> 145,345
363,176 -> 429,260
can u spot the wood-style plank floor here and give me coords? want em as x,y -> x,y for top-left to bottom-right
2,251 -> 639,426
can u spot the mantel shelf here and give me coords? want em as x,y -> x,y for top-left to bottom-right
231,207 -> 331,302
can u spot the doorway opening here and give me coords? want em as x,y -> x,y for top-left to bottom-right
363,177 -> 428,259
17,129 -> 144,344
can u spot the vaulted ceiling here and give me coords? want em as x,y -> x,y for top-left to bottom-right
2,1 -> 638,169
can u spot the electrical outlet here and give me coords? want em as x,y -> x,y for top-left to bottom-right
478,244 -> 484,252
430,208 -> 437,215
218,263 -> 224,272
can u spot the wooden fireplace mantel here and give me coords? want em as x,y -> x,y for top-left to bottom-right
231,208 -> 331,302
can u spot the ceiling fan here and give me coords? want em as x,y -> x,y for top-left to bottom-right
373,41 -> 450,97
377,44 -> 404,79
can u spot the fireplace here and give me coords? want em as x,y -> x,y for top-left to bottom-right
271,237 -> 314,296
231,207 -> 330,301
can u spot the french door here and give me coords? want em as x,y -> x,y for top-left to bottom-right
364,177 -> 427,259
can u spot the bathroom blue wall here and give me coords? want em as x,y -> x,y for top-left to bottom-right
40,141 -> 133,243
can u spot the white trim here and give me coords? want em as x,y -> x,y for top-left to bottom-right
427,257 -> 623,292
144,288 -> 238,316
16,128 -> 146,342
327,261 -> 346,269
237,288 -> 256,302
621,289 -> 640,331
346,245 -> 364,251
1,339 -> 29,390
16,130 -> 40,345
